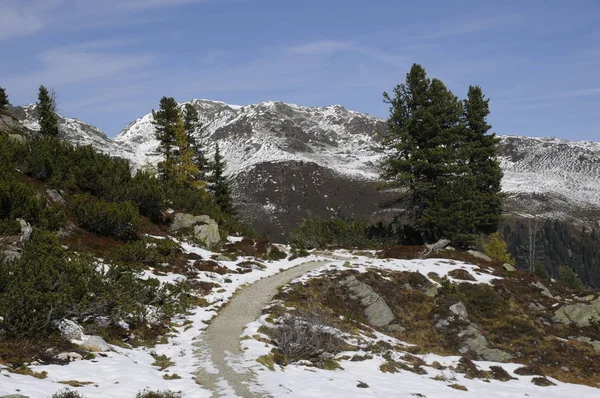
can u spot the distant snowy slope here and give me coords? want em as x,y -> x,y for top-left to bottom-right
114,99 -> 385,180
12,104 -> 130,160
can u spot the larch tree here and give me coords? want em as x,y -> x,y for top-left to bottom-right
174,108 -> 201,188
379,63 -> 503,247
183,103 -> 207,180
37,85 -> 59,137
152,96 -> 179,180
208,143 -> 234,214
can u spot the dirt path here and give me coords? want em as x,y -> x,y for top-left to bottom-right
193,261 -> 329,397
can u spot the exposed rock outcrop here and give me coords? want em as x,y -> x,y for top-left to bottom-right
340,275 -> 395,327
170,213 -> 220,247
553,297 -> 600,327
436,300 -> 513,362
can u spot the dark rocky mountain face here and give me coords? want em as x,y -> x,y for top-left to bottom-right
13,100 -> 600,240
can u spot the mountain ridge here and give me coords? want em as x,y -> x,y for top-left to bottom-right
11,99 -> 600,239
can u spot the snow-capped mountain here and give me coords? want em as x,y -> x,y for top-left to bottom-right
13,100 -> 600,239
11,104 -> 130,159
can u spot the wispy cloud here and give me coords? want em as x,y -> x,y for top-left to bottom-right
287,40 -> 407,68
497,88 -> 600,104
5,43 -> 156,94
0,0 -> 210,40
421,14 -> 520,39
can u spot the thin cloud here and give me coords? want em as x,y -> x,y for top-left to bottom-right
287,40 -> 407,68
0,0 -> 211,40
497,88 -> 600,104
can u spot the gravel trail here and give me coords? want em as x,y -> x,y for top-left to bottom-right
193,261 -> 328,397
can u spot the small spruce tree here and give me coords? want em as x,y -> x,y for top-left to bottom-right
37,85 -> 59,137
0,87 -> 10,110
208,144 -> 234,214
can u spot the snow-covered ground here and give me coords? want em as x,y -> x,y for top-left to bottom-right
2,242 -> 599,397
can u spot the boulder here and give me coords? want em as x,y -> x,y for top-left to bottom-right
449,301 -> 469,320
467,250 -> 492,262
46,189 -> 66,205
171,213 -> 220,247
503,263 -> 516,272
531,281 -> 553,298
53,352 -> 84,361
1,395 -> 30,398
341,276 -> 395,327
18,219 -> 32,243
57,319 -> 84,340
458,325 -> 513,362
80,335 -> 111,352
194,223 -> 220,247
553,297 -> 600,327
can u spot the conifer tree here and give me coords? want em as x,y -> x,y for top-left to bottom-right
208,144 -> 234,214
380,64 -> 503,247
0,87 -> 9,110
183,103 -> 207,179
152,97 -> 179,180
463,85 -> 503,234
37,85 -> 59,137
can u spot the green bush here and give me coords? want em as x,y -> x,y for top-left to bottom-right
135,389 -> 182,398
0,230 -> 188,337
290,218 -> 373,250
51,388 -> 86,398
483,233 -> 515,265
106,237 -> 180,268
71,194 -> 139,241
558,265 -> 584,291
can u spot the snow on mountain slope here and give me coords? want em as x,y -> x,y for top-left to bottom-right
114,99 -> 385,179
12,104 -> 131,160
500,135 -> 600,208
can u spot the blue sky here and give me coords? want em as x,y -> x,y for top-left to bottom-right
1,0 -> 599,140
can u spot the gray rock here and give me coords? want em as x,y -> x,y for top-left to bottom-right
18,219 -> 32,243
57,319 -> 84,340
171,213 -> 199,231
171,213 -> 220,247
573,336 -> 600,352
529,302 -> 545,311
386,324 -> 406,333
423,238 -> 451,255
1,394 -> 30,398
449,301 -> 469,320
80,335 -> 111,352
46,189 -> 66,205
503,263 -> 516,272
552,297 -> 600,327
341,276 -> 395,327
458,325 -> 513,362
53,352 -> 84,361
467,250 -> 492,262
194,223 -> 220,247
424,286 -> 438,297
531,281 -> 553,298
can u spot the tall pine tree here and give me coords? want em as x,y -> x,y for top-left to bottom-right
152,97 -> 179,180
0,87 -> 9,110
37,85 -> 59,137
183,103 -> 207,180
209,144 -> 234,214
380,64 -> 503,247
463,86 -> 503,234
174,108 -> 201,188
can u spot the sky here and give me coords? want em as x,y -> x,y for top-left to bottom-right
1,0 -> 599,141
